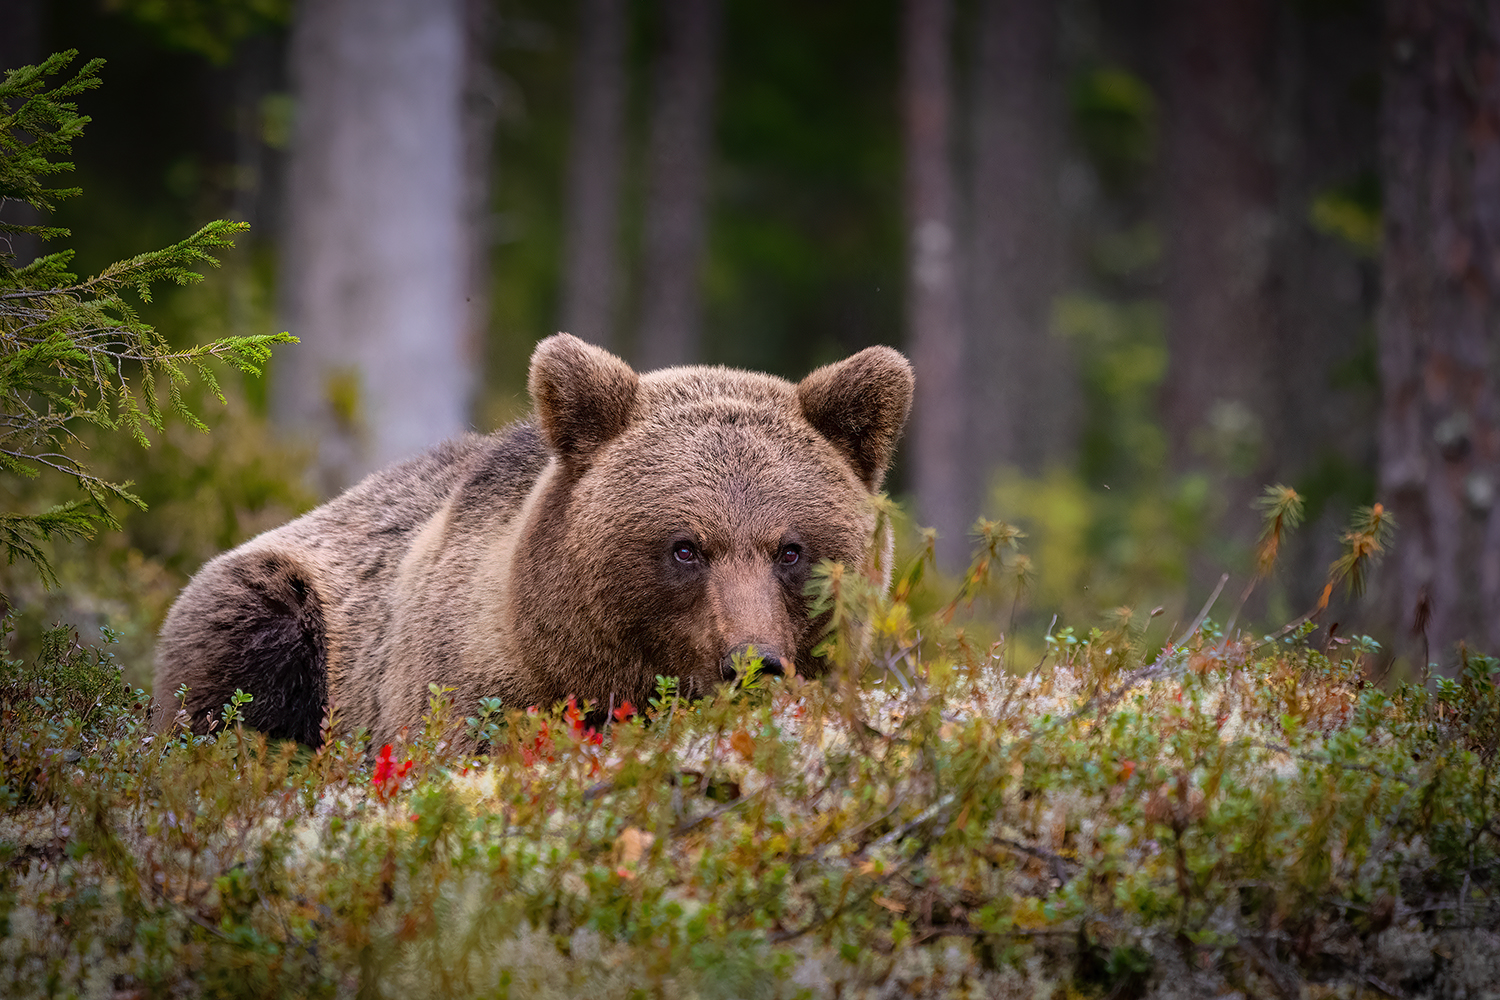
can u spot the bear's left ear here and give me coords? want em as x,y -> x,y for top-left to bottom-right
529,333 -> 640,463
797,346 -> 915,490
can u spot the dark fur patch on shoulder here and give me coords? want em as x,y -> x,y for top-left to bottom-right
451,421 -> 549,518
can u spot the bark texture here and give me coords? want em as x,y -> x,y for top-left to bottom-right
967,0 -> 1070,482
560,0 -> 628,349
636,0 -> 723,369
277,0 -> 474,495
1160,0 -> 1278,525
904,0 -> 967,568
1379,0 -> 1500,666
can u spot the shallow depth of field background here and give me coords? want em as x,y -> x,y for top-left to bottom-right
2,0 -> 1492,686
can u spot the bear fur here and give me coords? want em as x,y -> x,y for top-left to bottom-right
153,334 -> 914,747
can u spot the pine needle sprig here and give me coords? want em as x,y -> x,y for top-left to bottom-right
937,518 -> 1024,625
1224,484 -> 1304,636
1254,484 -> 1305,578
1318,502 -> 1396,610
0,51 -> 103,217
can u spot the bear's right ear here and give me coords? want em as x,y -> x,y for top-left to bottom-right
529,333 -> 640,463
797,346 -> 915,490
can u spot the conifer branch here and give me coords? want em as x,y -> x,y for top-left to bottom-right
0,51 -> 294,585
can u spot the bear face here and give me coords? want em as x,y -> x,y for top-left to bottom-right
499,335 -> 914,714
513,382 -> 876,704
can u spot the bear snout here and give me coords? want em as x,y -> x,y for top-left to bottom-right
719,643 -> 787,682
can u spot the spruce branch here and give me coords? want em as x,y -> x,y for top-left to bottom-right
0,51 -> 294,586
0,51 -> 103,217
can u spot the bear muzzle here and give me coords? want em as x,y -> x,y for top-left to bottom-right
719,643 -> 789,682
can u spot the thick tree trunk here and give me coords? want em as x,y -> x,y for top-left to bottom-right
277,0 -> 474,495
904,0 -> 967,569
560,0 -> 628,349
967,0 -> 1070,483
1160,0 -> 1278,531
1379,0 -> 1500,667
636,0 -> 723,369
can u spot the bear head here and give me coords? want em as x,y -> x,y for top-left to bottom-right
509,333 -> 914,711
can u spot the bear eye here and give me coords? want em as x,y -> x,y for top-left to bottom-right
777,544 -> 802,567
671,541 -> 700,564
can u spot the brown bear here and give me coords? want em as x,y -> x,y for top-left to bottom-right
153,334 -> 913,747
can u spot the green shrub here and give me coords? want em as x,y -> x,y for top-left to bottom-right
0,494 -> 1495,998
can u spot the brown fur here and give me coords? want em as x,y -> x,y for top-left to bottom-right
154,335 -> 914,747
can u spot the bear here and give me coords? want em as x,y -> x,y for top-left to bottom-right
153,333 -> 914,748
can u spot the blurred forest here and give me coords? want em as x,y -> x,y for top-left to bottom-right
1,0 -> 1497,686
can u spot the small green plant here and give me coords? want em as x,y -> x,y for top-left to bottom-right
464,696 -> 505,748
218,687 -> 253,727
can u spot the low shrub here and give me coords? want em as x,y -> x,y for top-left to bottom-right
1,504 -> 1497,999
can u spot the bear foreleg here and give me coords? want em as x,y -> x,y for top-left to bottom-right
154,549 -> 329,746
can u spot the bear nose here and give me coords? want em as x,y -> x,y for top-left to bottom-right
719,644 -> 786,681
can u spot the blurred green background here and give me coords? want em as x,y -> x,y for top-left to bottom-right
2,0 -> 1425,686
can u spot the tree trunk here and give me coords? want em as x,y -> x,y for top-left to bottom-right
967,0 -> 1070,483
1265,3 -> 1382,617
1379,0 -> 1500,667
277,0 -> 475,495
560,0 -> 628,349
636,0 -> 723,369
905,0 -> 967,569
1159,0 -> 1278,532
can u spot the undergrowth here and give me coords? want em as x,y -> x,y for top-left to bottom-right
1,497 -> 1498,999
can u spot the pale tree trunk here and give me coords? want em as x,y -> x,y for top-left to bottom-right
636,0 -> 723,369
967,0 -> 1070,483
560,0 -> 628,349
904,0 -> 967,570
1160,0 -> 1278,539
278,0 -> 474,495
1379,0 -> 1500,668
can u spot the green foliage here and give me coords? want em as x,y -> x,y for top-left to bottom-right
0,51 -> 294,588
0,618 -> 140,797
103,0 -> 292,65
1070,66 -> 1159,195
0,53 -> 102,224
1253,483 -> 1305,578
0,502 -> 1496,997
1310,171 -> 1382,256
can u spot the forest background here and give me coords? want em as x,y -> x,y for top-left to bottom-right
0,0 -> 1493,687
